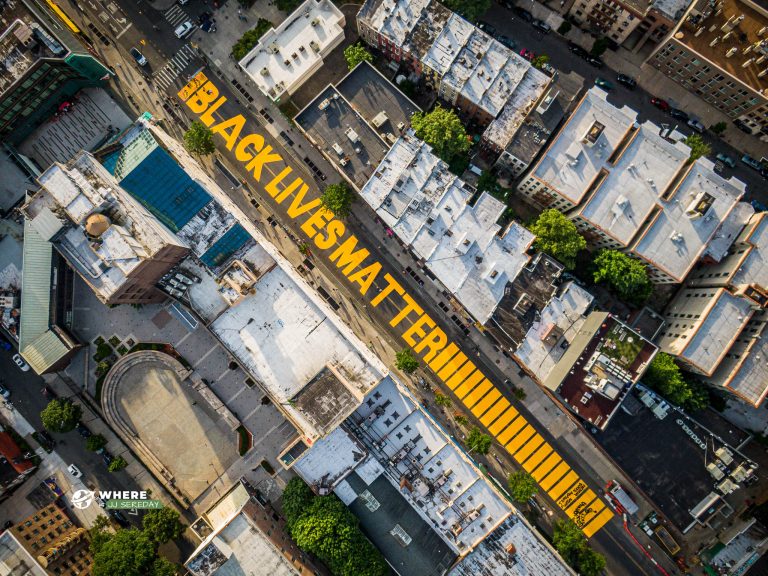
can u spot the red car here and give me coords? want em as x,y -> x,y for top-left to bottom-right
650,97 -> 670,112
519,48 -> 535,61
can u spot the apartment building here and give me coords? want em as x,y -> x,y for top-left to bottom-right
0,0 -> 111,143
660,209 -> 768,406
518,88 -> 747,284
239,0 -> 345,101
356,0 -> 551,153
22,151 -> 190,305
647,0 -> 768,137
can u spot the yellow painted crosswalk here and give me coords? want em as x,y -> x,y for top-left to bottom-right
488,406 -> 517,435
471,389 -> 501,418
480,397 -> 509,427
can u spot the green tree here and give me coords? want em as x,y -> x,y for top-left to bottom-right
684,133 -> 712,161
438,0 -> 490,22
434,393 -> 452,408
557,21 -> 572,35
151,558 -> 178,576
530,209 -> 586,269
411,106 -> 471,164
684,382 -> 710,412
108,456 -> 128,472
577,547 -> 607,576
89,515 -> 113,555
344,43 -> 372,71
142,508 -> 184,544
466,427 -> 492,454
183,122 -> 215,155
86,434 -> 107,452
281,477 -> 315,529
455,414 -> 469,427
591,37 -> 610,56
592,249 -> 652,305
395,348 -> 419,374
320,183 -> 355,219
231,19 -> 273,60
553,518 -> 609,575
711,121 -> 727,136
476,170 -> 506,200
507,470 -> 538,502
643,352 -> 692,405
92,529 -> 156,576
40,399 -> 82,433
275,0 -> 302,12
531,54 -> 550,69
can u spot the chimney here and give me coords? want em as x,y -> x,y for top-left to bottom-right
726,47 -> 738,58
710,36 -> 720,47
742,57 -> 754,68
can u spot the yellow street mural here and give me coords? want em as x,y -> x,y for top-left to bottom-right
178,73 -> 613,537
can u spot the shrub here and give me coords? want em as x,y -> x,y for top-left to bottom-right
231,19 -> 273,60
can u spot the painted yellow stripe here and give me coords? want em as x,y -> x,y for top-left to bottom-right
480,397 -> 509,427
530,450 -> 560,478
437,351 -> 469,382
523,443 -> 553,472
513,434 -> 545,463
583,507 -> 614,538
540,462 -> 570,491
505,426 -> 537,455
548,471 -> 579,500
488,406 -> 518,436
551,476 -> 584,503
471,389 -> 501,419
497,416 -> 527,445
428,343 -> 460,373
445,361 -> 476,390
454,371 -> 485,400
564,488 -> 597,514
463,379 -> 493,409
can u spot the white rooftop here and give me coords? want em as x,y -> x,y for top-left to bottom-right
653,0 -> 692,20
514,282 -> 595,382
359,133 -> 534,323
577,123 -> 690,246
422,13 -> 473,76
239,0 -> 344,101
632,158 -> 745,281
732,213 -> 768,288
361,0 -> 432,54
532,88 -> 637,205
710,318 -> 768,406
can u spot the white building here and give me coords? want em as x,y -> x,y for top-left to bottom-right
239,0 -> 345,101
359,132 -> 535,324
518,88 -> 746,283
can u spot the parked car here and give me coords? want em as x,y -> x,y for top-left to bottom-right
0,336 -> 11,352
650,97 -> 670,112
76,422 -> 91,439
585,56 -> 604,68
129,48 -> 147,66
174,21 -> 195,39
616,74 -> 636,89
541,62 -> 556,76
741,154 -> 764,171
109,509 -> 130,527
594,77 -> 613,91
67,464 -> 82,479
36,430 -> 55,450
532,19 -> 551,33
567,42 -> 588,58
519,48 -> 535,61
478,21 -> 496,36
687,118 -> 705,133
733,119 -> 753,134
0,385 -> 10,400
102,452 -> 114,467
716,153 -> 736,168
496,34 -> 516,50
514,7 -> 534,21
12,354 -> 29,372
669,108 -> 689,121
200,19 -> 216,33
2,520 -> 12,530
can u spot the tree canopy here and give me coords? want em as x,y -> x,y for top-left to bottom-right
282,477 -> 315,530
92,529 -> 157,576
592,249 -> 652,305
531,55 -> 550,70
108,456 -> 128,472
231,19 -> 273,60
411,106 -> 471,164
86,434 -> 107,452
320,183 -> 355,219
142,508 -> 185,544
438,0 -> 491,22
467,427 -> 492,455
684,134 -> 711,162
507,470 -> 538,502
553,519 -> 606,576
395,348 -> 419,374
40,399 -> 82,433
530,209 -> 586,269
643,352 -> 695,406
344,43 -> 373,71
183,122 -> 216,156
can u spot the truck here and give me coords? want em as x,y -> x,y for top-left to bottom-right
606,480 -> 639,516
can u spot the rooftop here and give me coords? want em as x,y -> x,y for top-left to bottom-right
653,0 -> 693,21
238,0 -> 345,101
359,133 -> 535,323
358,0 -> 434,58
532,89 -> 638,205
555,316 -> 658,431
674,0 -> 768,98
448,515 -> 574,576
514,281 -> 595,384
0,532 -> 46,576
732,212 -> 768,288
23,151 -> 186,301
295,85 -> 389,189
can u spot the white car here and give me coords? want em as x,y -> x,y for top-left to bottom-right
12,354 -> 29,372
67,464 -> 82,479
174,21 -> 195,39
687,117 -> 705,133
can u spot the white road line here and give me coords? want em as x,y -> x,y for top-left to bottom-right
223,386 -> 248,405
193,344 -> 219,368
115,22 -> 132,39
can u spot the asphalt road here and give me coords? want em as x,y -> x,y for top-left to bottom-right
60,1 -> 676,574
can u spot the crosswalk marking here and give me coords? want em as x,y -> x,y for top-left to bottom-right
437,352 -> 469,381
488,406 -> 518,435
446,361 -> 475,390
164,4 -> 191,27
512,433 -> 544,462
549,472 -> 580,501
463,379 -> 493,408
540,462 -> 570,490
471,389 -> 501,418
565,488 -> 597,514
480,397 -> 509,426
454,371 -> 484,400
497,417 -> 528,445
523,443 -> 553,472
153,44 -> 197,90
531,451 -> 561,479
506,425 -> 536,454
583,507 -> 614,537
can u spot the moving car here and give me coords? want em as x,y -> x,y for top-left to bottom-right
67,464 -> 82,479
716,153 -> 736,168
669,108 -> 689,121
12,354 -> 29,372
616,74 -> 636,89
650,97 -> 670,112
594,77 -> 613,91
174,21 -> 195,39
130,47 -> 147,66
687,118 -> 705,133
532,19 -> 551,33
585,56 -> 604,68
